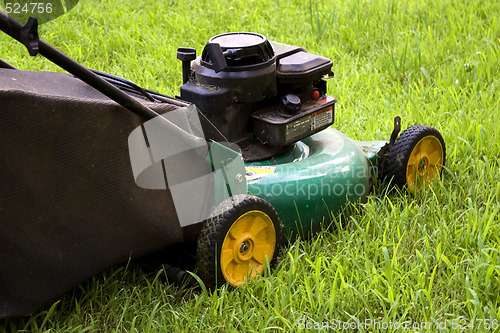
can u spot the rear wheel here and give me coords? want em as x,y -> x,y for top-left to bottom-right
197,194 -> 281,288
386,125 -> 446,193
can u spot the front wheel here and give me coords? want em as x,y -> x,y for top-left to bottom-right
196,194 -> 281,288
386,125 -> 446,193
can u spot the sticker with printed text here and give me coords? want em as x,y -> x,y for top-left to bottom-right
245,166 -> 277,180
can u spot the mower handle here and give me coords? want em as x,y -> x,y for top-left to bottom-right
0,10 -> 210,152
1,11 -> 162,121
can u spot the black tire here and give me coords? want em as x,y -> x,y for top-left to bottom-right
196,194 -> 281,288
386,125 -> 446,193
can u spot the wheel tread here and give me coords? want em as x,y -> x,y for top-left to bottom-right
196,194 -> 281,288
385,125 -> 446,189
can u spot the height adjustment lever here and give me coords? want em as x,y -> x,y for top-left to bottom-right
389,116 -> 401,146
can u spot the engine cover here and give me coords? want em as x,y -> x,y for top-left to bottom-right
178,32 -> 336,159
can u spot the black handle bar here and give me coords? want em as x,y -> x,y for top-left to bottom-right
0,10 -> 160,120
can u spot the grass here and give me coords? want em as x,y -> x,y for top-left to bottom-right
1,0 -> 499,331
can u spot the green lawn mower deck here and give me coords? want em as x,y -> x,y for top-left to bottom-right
245,128 -> 387,235
0,12 -> 446,317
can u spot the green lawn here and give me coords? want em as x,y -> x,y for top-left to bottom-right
1,0 -> 499,331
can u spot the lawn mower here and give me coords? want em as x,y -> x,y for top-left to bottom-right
0,11 -> 446,318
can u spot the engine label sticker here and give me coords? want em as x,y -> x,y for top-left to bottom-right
311,107 -> 333,131
245,166 -> 277,180
286,117 -> 311,142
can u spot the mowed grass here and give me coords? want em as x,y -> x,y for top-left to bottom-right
1,0 -> 499,331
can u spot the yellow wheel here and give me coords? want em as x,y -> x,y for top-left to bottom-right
220,210 -> 276,286
386,125 -> 446,193
197,195 -> 280,288
406,135 -> 444,193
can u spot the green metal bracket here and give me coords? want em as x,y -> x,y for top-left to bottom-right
207,141 -> 247,207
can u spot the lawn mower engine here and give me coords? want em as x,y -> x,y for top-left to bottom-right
177,32 -> 337,161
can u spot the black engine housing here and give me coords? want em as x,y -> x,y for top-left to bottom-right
178,32 -> 336,161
